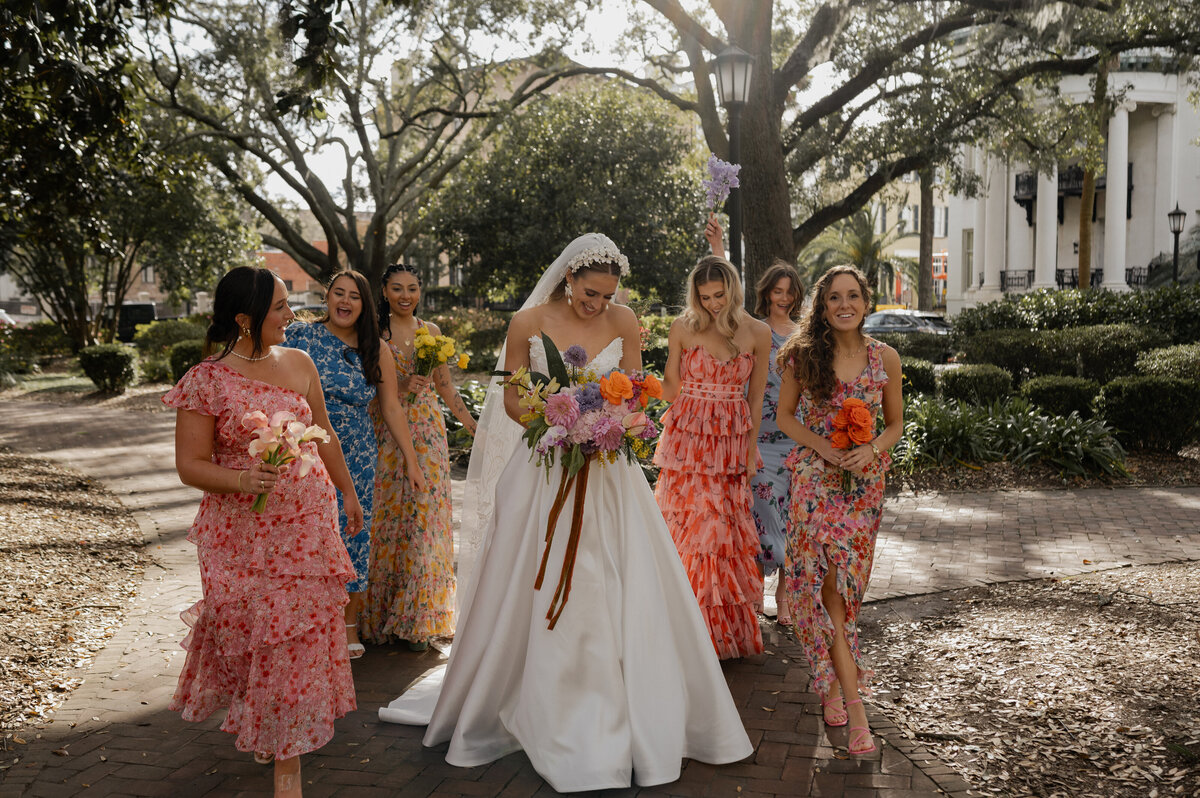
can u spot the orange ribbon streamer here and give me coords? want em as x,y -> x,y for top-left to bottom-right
533,455 -> 593,629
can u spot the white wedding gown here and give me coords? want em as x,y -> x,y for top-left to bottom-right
379,336 -> 753,792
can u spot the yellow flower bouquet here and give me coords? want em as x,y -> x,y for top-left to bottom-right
408,326 -> 469,402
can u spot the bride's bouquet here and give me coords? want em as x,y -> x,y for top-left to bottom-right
502,333 -> 663,627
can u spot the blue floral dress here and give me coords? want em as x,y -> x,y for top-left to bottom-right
750,329 -> 794,576
286,322 -> 377,593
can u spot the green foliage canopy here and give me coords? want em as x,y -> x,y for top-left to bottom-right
433,84 -> 708,304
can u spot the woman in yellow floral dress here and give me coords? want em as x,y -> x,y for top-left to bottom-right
362,264 -> 478,651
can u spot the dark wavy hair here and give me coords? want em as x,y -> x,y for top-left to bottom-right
207,266 -> 279,359
318,270 -> 382,385
754,260 -> 804,320
378,262 -> 421,340
777,265 -> 871,404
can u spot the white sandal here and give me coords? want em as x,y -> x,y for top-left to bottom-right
346,623 -> 365,660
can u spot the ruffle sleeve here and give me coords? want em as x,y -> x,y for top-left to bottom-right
162,359 -> 221,416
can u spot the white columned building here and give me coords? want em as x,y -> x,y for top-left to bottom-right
943,57 -> 1200,315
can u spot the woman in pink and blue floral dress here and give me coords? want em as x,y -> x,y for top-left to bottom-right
775,265 -> 903,758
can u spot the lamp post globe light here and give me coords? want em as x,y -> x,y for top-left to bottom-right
713,45 -> 753,287
1168,203 -> 1186,285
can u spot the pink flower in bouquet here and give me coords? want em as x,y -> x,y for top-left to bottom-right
544,392 -> 581,429
591,414 -> 625,452
622,411 -> 650,437
569,410 -> 603,445
241,410 -> 328,512
536,425 -> 569,455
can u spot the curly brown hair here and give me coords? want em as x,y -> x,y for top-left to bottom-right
777,265 -> 871,404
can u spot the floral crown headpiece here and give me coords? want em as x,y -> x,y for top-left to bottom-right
565,243 -> 630,278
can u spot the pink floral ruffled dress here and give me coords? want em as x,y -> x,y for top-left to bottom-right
783,339 -> 891,697
654,345 -> 764,660
162,359 -> 356,759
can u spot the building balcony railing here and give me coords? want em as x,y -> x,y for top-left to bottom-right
1000,270 -> 1035,292
1055,268 -> 1104,289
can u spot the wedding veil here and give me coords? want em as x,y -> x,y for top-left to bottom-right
456,233 -> 627,623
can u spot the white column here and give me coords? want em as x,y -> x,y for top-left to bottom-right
971,180 -> 987,295
1033,165 -> 1059,288
978,156 -> 1005,298
1154,106 -> 1176,252
1102,100 -> 1134,291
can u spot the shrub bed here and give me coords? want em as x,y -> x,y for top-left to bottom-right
1040,324 -> 1169,385
1137,343 -> 1200,382
133,319 -> 208,354
1096,375 -> 1200,452
938,364 -> 1011,404
168,340 -> 207,383
899,357 -> 936,395
1019,375 -> 1100,418
78,344 -> 136,394
960,329 -> 1043,382
426,308 -> 509,369
872,332 -> 952,363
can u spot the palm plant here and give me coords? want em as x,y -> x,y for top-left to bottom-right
799,207 -> 904,303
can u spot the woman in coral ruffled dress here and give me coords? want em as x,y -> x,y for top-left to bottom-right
165,266 -> 362,797
654,255 -> 772,659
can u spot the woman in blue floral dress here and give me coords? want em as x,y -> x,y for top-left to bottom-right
775,265 -> 903,757
287,270 -> 424,660
748,261 -> 804,625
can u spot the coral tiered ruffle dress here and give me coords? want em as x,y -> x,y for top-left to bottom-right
654,345 -> 764,660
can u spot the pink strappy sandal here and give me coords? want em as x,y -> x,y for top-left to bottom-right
845,698 -> 876,755
821,693 -> 848,726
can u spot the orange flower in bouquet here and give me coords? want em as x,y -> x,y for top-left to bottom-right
831,397 -> 875,494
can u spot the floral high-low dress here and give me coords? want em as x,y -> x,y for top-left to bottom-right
654,345 -> 764,660
784,338 -> 891,697
362,341 -> 455,643
162,359 -> 356,759
750,328 -> 794,575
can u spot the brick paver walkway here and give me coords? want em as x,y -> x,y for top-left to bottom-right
2,396 -> 1197,797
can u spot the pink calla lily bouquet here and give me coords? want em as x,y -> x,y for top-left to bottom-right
241,410 -> 329,512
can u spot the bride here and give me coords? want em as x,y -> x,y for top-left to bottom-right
379,233 -> 753,792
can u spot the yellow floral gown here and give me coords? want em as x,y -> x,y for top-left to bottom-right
362,342 -> 456,643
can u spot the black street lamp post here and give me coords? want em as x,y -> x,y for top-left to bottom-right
1168,203 -> 1186,285
713,46 -> 753,286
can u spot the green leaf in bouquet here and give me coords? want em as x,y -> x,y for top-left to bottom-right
540,332 -> 571,388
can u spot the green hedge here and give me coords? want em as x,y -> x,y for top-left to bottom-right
938,363 -> 1012,405
168,340 -> 207,382
1019,375 -> 1100,418
963,324 -> 1168,384
426,307 -> 510,369
1137,343 -> 1200,382
952,284 -> 1200,344
78,344 -> 136,394
900,357 -> 936,395
872,332 -> 953,363
0,320 -> 72,373
133,319 -> 208,354
1096,375 -> 1200,452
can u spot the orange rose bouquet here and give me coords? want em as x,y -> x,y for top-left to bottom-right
831,396 -> 875,494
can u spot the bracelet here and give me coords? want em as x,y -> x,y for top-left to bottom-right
237,469 -> 247,493
869,441 -> 880,460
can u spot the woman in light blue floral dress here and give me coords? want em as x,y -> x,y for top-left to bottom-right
748,262 -> 804,625
287,270 -> 424,660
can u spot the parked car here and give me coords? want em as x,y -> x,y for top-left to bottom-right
863,309 -> 952,336
103,302 -> 157,342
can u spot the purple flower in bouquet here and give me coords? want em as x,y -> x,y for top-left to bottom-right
638,419 -> 659,440
544,392 -> 581,428
703,154 -> 741,210
592,414 -> 625,452
536,425 -> 569,455
562,345 -> 588,369
576,382 -> 604,412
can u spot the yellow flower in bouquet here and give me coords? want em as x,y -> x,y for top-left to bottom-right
408,326 -> 467,402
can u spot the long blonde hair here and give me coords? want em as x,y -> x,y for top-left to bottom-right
679,256 -> 747,354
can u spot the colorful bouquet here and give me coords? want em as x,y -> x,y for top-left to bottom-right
241,410 -> 329,512
409,326 -> 469,402
702,153 -> 741,210
502,333 -> 664,628
830,397 -> 875,494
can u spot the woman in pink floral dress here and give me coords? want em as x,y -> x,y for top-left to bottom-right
775,265 -> 903,757
165,266 -> 362,797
